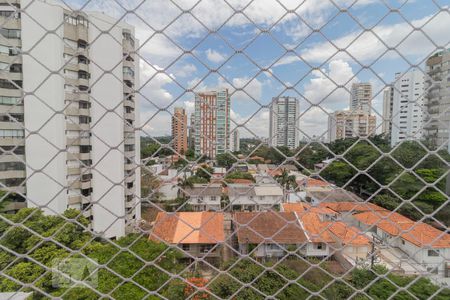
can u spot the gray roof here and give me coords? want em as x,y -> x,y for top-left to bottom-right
308,188 -> 362,203
184,184 -> 222,197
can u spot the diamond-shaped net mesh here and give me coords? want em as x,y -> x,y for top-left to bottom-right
0,0 -> 450,299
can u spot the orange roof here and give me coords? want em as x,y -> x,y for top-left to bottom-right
249,156 -> 265,161
268,169 -> 282,177
282,203 -> 337,215
297,178 -> 330,188
298,212 -> 335,243
402,223 -> 450,248
326,221 -> 370,246
282,202 -> 311,212
353,211 -> 450,248
319,201 -> 386,213
150,212 -> 225,244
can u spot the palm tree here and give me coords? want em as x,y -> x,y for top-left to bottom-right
177,174 -> 193,199
275,169 -> 297,202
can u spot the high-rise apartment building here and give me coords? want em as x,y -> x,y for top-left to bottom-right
424,50 -> 450,150
194,89 -> 230,158
171,107 -> 188,155
0,0 -> 140,238
350,83 -> 372,114
269,97 -> 299,149
188,112 -> 195,150
0,1 -> 25,211
230,129 -> 240,152
382,85 -> 394,138
328,110 -> 376,142
390,69 -> 425,147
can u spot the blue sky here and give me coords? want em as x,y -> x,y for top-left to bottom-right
68,0 -> 450,140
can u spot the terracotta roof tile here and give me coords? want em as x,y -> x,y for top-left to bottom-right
282,203 -> 337,215
298,212 -> 335,243
150,212 -> 225,244
282,203 -> 311,212
233,211 -> 307,244
326,221 -> 370,246
353,211 -> 450,248
319,201 -> 386,213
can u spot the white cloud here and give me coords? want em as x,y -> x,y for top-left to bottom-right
138,61 -> 174,110
175,63 -> 197,78
301,12 -> 450,64
303,59 -> 356,109
205,49 -> 226,63
231,109 -> 270,138
300,107 -> 333,139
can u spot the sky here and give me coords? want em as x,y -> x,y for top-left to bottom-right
67,0 -> 450,141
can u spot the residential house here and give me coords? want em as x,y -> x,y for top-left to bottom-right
306,188 -> 362,205
282,203 -> 371,262
297,212 -> 335,257
184,184 -> 223,211
150,212 -> 225,263
326,221 -> 371,262
233,211 -> 307,258
227,184 -> 283,211
353,211 -> 450,284
318,201 -> 387,223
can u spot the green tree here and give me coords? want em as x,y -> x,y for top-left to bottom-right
216,152 -> 237,169
195,165 -> 214,180
275,169 -> 297,201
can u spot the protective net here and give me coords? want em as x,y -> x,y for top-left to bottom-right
0,0 -> 450,299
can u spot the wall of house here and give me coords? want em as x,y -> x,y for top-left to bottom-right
179,243 -> 222,258
303,242 -> 329,257
342,245 -> 370,260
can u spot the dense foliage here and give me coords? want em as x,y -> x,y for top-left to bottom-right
0,208 -> 185,299
1,208 -> 449,299
297,137 -> 450,226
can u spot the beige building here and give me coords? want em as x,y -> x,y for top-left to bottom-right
350,83 -> 373,114
424,50 -> 450,150
171,107 -> 188,155
328,110 -> 376,142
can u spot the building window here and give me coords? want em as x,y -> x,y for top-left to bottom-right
0,28 -> 20,39
181,244 -> 190,251
79,116 -> 91,124
81,173 -> 92,181
200,244 -> 214,253
0,129 -> 24,138
0,79 -> 22,89
124,145 -> 135,152
428,249 -> 439,257
79,101 -> 90,109
80,145 -> 91,153
316,243 -> 324,250
9,64 -> 21,73
0,162 -> 25,171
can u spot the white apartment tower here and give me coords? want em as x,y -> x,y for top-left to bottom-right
269,97 -> 299,149
424,50 -> 450,150
350,83 -> 372,114
382,86 -> 394,138
0,0 -> 140,238
230,129 -> 240,152
390,69 -> 425,147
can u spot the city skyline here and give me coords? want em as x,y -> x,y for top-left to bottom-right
53,0 -> 449,140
